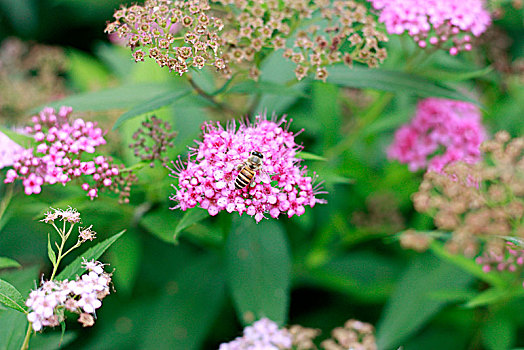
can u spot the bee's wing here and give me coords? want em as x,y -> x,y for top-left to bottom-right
259,169 -> 271,184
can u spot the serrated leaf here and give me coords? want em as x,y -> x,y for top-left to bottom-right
0,258 -> 21,270
47,234 -> 56,266
0,279 -> 27,313
326,65 -> 479,105
174,208 -> 209,242
376,253 -> 473,350
226,218 -> 291,325
112,89 -> 191,130
56,230 -> 125,281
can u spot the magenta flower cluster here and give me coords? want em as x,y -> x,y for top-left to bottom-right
368,0 -> 491,55
4,107 -> 124,199
387,98 -> 486,173
0,131 -> 24,169
170,115 -> 326,222
219,318 -> 292,350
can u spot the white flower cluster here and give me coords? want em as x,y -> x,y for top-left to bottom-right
26,259 -> 111,331
219,318 -> 293,350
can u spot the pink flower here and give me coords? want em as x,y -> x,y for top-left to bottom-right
368,0 -> 491,54
219,318 -> 293,350
169,115 -> 326,222
387,98 -> 486,172
476,241 -> 524,280
4,107 -> 135,202
0,131 -> 24,169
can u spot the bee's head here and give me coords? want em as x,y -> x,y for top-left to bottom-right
251,151 -> 263,159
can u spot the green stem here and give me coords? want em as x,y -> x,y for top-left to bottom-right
186,75 -> 239,115
0,183 -> 14,225
20,322 -> 32,350
327,92 -> 394,160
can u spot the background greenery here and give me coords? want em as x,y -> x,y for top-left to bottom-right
0,0 -> 523,349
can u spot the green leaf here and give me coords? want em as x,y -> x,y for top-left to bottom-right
56,230 -> 125,281
464,287 -> 524,308
0,126 -> 33,149
30,83 -> 175,114
430,241 -> 508,289
376,253 -> 473,350
418,66 -> 494,82
226,218 -> 291,325
326,65 -> 479,105
228,80 -> 306,97
0,258 -> 21,270
0,279 -> 27,313
47,234 -> 56,266
174,208 -> 209,243
482,312 -> 516,350
112,90 -> 191,130
107,229 -> 142,296
297,151 -> 327,161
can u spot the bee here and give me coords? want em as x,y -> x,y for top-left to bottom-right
234,151 -> 269,189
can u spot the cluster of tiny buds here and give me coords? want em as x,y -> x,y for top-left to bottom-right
398,230 -> 433,253
26,259 -> 112,331
413,131 -> 524,257
321,319 -> 376,350
215,0 -> 387,82
105,0 -> 226,76
288,325 -> 321,350
476,241 -> 524,278
130,115 -> 177,167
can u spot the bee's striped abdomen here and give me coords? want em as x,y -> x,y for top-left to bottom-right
235,167 -> 255,189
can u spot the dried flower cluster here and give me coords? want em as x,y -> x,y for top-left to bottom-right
130,116 -> 177,167
218,318 -> 293,350
0,131 -> 24,169
215,0 -> 388,82
105,0 -> 226,76
0,38 -> 68,121
288,325 -> 321,350
351,193 -> 404,234
387,98 -> 486,173
170,114 -> 326,222
3,107 -> 136,202
321,319 -> 377,350
413,131 -> 524,256
26,259 -> 112,331
368,0 -> 491,55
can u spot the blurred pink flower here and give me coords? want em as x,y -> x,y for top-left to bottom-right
369,0 -> 491,54
387,98 -> 486,172
0,131 -> 24,169
4,107 -> 134,201
476,241 -> 524,275
170,115 -> 326,222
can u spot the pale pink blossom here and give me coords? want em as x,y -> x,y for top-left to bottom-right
219,318 -> 293,350
0,131 -> 24,169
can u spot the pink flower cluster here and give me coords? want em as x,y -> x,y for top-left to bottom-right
26,259 -> 112,331
368,0 -> 491,55
4,107 -> 131,200
170,115 -> 326,222
0,131 -> 24,169
219,318 -> 293,350
387,98 -> 486,173
476,241 -> 524,275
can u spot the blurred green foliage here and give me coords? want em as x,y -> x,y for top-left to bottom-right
0,1 -> 523,350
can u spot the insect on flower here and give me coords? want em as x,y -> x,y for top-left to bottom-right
234,151 -> 270,190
